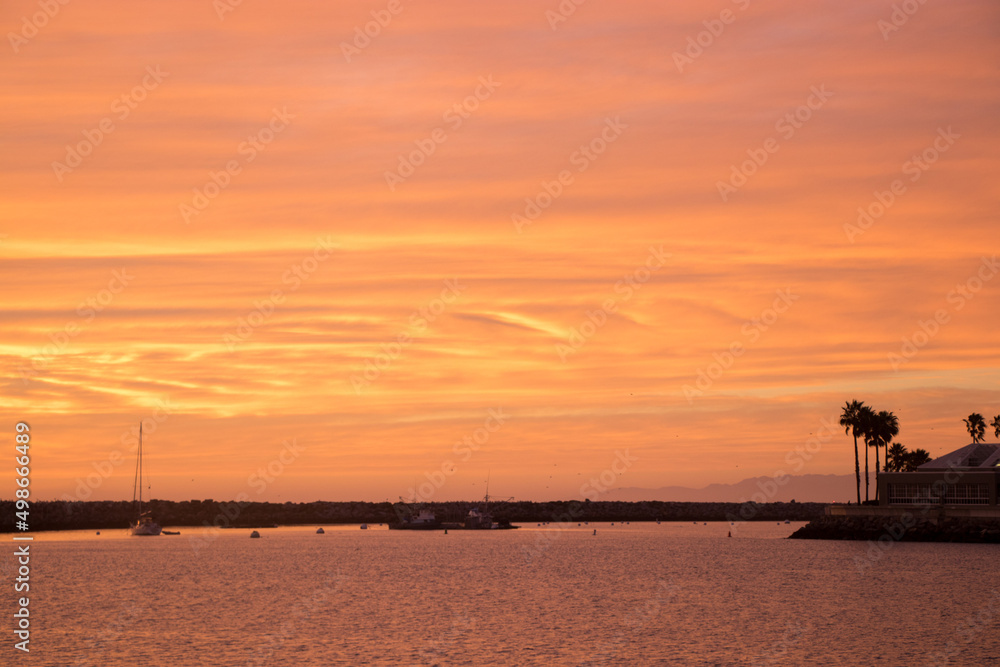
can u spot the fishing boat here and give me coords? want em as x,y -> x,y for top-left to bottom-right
460,482 -> 518,530
128,422 -> 161,536
388,507 -> 441,530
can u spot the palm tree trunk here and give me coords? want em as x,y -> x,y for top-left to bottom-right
864,442 -> 869,502
853,434 -> 861,504
874,445 -> 881,502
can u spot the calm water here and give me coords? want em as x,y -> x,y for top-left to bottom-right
4,522 -> 999,666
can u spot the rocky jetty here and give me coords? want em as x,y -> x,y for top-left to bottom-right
790,514 -> 1000,543
0,499 -> 824,533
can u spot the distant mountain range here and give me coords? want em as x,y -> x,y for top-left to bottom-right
605,474 -> 859,503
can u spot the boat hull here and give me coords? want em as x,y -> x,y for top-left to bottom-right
129,522 -> 162,536
388,523 -> 441,530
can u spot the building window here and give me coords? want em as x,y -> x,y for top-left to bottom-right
887,483 -> 937,505
943,484 -> 990,506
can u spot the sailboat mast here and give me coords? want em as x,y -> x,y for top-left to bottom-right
138,422 -> 142,516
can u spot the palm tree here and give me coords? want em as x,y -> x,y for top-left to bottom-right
991,414 -> 1000,440
904,448 -> 931,471
886,442 -> 908,472
857,405 -> 876,502
870,410 -> 899,501
964,413 -> 986,444
840,400 -> 866,504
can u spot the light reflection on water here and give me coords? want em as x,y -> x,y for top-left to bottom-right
10,522 -> 1000,666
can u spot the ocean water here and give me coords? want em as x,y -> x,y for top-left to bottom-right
5,522 -> 1000,666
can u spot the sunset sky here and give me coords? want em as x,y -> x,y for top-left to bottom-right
2,0 -> 998,504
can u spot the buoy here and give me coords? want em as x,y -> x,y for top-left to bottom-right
250,530 -> 260,538
96,531 -> 100,535
728,531 -> 732,538
444,529 -> 448,534
592,529 -> 597,535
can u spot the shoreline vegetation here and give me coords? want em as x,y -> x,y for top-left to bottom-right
0,499 -> 824,533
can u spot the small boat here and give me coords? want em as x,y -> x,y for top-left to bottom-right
389,507 -> 441,530
784,519 -> 791,524
250,530 -> 261,538
316,527 -> 325,534
128,423 -> 161,537
461,482 -> 518,530
360,524 -> 368,530
162,530 -> 180,536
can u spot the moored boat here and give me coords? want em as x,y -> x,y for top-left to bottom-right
389,508 -> 441,530
128,423 -> 161,537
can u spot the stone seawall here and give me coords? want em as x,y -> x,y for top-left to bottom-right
0,499 -> 826,532
789,514 -> 1000,543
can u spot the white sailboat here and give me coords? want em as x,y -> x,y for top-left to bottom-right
128,422 -> 161,536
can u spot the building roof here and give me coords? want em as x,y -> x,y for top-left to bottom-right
919,443 -> 1000,470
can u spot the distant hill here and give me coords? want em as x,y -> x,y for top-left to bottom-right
605,474 -> 858,503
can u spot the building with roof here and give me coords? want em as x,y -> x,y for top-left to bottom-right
878,442 -> 1000,510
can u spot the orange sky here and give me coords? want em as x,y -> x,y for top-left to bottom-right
2,0 -> 999,503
